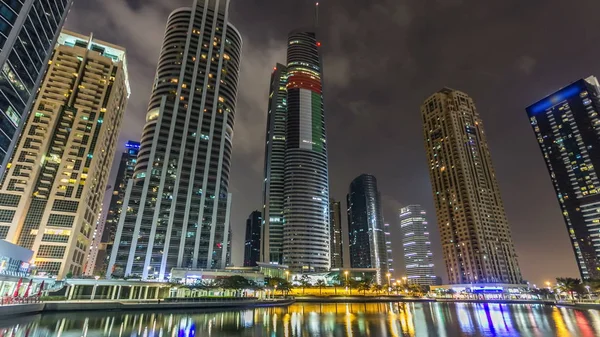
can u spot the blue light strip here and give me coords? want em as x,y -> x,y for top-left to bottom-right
527,80 -> 585,114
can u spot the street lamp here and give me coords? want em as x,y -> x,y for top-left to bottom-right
386,273 -> 391,295
285,270 -> 290,281
344,271 -> 349,295
402,276 -> 407,285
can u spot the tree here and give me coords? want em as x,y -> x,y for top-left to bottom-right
357,280 -> 372,295
65,272 -> 73,279
300,274 -> 311,295
556,277 -> 583,300
371,284 -> 383,295
315,280 -> 326,295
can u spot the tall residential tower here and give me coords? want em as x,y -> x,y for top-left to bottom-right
422,88 -> 522,284
527,77 -> 600,279
347,174 -> 389,284
107,0 -> 242,280
399,205 -> 435,285
0,1 -> 74,176
0,30 -> 129,278
261,63 -> 287,265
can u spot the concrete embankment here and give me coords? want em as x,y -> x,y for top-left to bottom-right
0,299 -> 294,317
295,296 -> 434,303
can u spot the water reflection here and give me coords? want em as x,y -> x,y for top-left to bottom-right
0,303 -> 598,337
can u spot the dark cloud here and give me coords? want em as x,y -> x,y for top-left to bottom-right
67,0 -> 595,284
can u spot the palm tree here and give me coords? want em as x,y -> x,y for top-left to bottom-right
315,280 -> 326,295
357,280 -> 372,296
556,277 -> 582,300
300,275 -> 311,295
371,284 -> 383,295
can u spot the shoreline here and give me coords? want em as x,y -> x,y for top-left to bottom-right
0,299 -> 295,317
1,297 -> 599,318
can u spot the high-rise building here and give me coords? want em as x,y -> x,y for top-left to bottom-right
422,88 -> 522,284
384,222 -> 394,277
347,174 -> 388,284
92,141 -> 139,275
0,30 -> 129,278
107,0 -> 242,280
0,1 -> 75,176
261,63 -> 287,265
330,198 -> 343,268
244,211 -> 261,267
399,205 -> 435,285
281,30 -> 330,272
526,76 -> 600,280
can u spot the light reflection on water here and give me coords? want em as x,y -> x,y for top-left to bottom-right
0,303 -> 599,337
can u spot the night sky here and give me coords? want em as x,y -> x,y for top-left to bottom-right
65,0 -> 598,285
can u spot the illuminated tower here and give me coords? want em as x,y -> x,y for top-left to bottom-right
0,1 -> 74,177
347,174 -> 389,284
261,64 -> 287,265
282,30 -> 330,272
0,30 -> 129,278
107,0 -> 242,280
422,88 -> 522,284
526,76 -> 600,280
399,205 -> 435,285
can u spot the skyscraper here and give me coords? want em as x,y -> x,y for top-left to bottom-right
244,211 -> 261,267
384,222 -> 394,276
399,205 -> 435,285
281,30 -> 330,272
107,0 -> 241,280
422,88 -> 522,284
526,76 -> 600,280
0,1 -> 74,176
92,141 -> 139,275
330,198 -> 343,268
0,30 -> 129,278
347,174 -> 388,284
261,63 -> 287,265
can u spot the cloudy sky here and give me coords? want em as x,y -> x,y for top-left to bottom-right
65,0 -> 600,284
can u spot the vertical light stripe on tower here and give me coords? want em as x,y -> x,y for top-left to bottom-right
299,88 -> 313,150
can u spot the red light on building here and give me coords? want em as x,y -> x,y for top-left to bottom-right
317,42 -> 321,47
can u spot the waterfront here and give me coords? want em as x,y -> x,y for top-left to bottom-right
0,303 -> 599,337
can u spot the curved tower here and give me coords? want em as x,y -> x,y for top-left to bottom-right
108,0 -> 242,280
347,174 -> 388,284
282,30 -> 330,272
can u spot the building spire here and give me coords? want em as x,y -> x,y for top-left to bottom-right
315,2 -> 319,28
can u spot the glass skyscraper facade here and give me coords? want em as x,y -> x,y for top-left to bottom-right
261,63 -> 287,265
422,88 -> 522,284
399,205 -> 435,285
243,210 -> 261,267
0,0 -> 74,176
107,0 -> 241,280
0,30 -> 129,278
347,174 -> 389,284
526,76 -> 600,280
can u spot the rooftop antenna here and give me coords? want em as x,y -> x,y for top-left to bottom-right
315,2 -> 319,28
